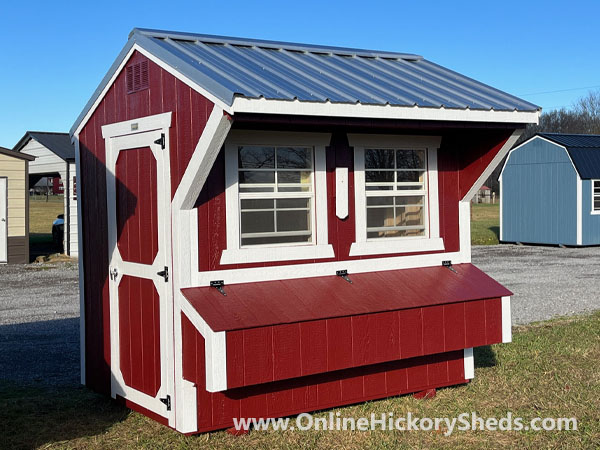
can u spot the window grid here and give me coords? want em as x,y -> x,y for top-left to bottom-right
593,180 -> 600,212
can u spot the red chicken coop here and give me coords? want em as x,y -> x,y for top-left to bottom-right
70,28 -> 539,433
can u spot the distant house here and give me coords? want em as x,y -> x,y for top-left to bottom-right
13,132 -> 78,256
500,133 -> 600,246
473,185 -> 493,204
0,146 -> 34,264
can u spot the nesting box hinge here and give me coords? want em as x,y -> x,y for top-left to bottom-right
336,269 -> 353,284
154,133 -> 165,149
442,260 -> 457,273
160,395 -> 171,411
211,280 -> 227,296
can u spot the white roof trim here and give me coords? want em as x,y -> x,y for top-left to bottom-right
231,97 -> 540,124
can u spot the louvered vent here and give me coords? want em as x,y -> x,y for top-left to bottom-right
126,60 -> 149,94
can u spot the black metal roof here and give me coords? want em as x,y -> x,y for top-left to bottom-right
13,132 -> 75,161
539,133 -> 600,179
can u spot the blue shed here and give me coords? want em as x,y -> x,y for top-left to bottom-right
500,133 -> 600,246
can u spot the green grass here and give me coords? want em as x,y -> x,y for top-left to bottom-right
471,203 -> 500,245
29,195 -> 64,243
2,312 -> 598,449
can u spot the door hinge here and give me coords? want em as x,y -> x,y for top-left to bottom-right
154,133 -> 165,149
160,395 -> 171,411
157,266 -> 169,282
336,269 -> 353,284
442,260 -> 457,273
210,280 -> 227,296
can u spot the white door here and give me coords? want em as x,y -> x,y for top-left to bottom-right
0,177 -> 7,263
103,114 -> 174,423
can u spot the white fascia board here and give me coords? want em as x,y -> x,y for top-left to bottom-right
71,42 -> 232,138
462,128 -> 523,202
232,97 -> 541,124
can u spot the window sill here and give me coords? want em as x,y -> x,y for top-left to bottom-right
349,238 -> 445,256
220,244 -> 335,265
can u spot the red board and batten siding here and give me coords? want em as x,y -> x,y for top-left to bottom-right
181,313 -> 468,433
196,127 -> 512,272
78,50 -> 215,395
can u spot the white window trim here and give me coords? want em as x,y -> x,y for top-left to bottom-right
348,134 -> 444,256
221,130 -> 334,264
591,180 -> 600,215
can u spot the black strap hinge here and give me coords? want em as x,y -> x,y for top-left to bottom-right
160,395 -> 171,411
154,133 -> 165,149
336,269 -> 353,284
210,280 -> 227,296
157,266 -> 169,282
442,260 -> 457,273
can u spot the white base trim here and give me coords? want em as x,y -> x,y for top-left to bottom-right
577,176 -> 583,245
501,296 -> 512,343
221,244 -> 334,265
349,237 -> 444,256
463,347 -> 474,380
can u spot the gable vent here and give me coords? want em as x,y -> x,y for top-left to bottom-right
126,60 -> 149,94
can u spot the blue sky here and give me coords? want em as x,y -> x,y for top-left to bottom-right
1,0 -> 599,148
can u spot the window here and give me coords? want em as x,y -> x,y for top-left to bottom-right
238,146 -> 314,246
365,148 -> 427,239
222,131 -> 334,264
349,134 -> 444,256
593,180 -> 600,213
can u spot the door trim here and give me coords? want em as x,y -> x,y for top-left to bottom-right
102,112 -> 174,425
0,177 -> 7,264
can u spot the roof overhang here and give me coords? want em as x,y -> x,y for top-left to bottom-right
0,146 -> 35,161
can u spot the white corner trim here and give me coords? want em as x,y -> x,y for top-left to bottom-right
499,178 -> 504,242
232,97 -> 541,124
101,111 -> 172,139
180,298 -> 227,392
221,244 -> 334,265
462,128 -> 523,202
172,107 -> 231,210
501,296 -> 512,343
73,135 -> 86,386
577,175 -> 583,245
464,347 -> 474,380
335,167 -> 349,219
349,238 -> 444,256
459,201 -> 471,263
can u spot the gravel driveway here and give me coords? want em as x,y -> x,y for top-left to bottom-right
1,245 -> 599,387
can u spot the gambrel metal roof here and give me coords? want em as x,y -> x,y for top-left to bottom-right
539,133 -> 600,179
71,28 -> 540,135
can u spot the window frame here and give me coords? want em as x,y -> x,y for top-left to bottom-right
222,131 -> 334,264
349,134 -> 444,256
592,180 -> 600,215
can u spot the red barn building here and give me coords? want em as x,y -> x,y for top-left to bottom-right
70,28 -> 540,434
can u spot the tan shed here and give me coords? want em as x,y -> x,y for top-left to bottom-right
0,146 -> 34,264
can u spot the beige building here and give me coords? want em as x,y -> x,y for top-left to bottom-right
0,146 -> 34,264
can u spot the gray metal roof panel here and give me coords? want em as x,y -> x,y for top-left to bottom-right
14,132 -> 74,161
70,28 -> 540,136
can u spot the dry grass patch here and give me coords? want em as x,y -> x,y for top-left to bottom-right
471,203 -> 500,245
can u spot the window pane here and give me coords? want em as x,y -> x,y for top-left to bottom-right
277,147 -> 312,169
242,234 -> 311,246
239,146 -> 275,169
366,207 -> 394,228
366,170 -> 394,183
397,171 -> 424,183
240,199 -> 274,210
278,171 -> 312,185
239,170 -> 275,184
595,198 -> 600,210
276,198 -> 310,209
367,196 -> 394,206
396,206 -> 424,226
396,149 -> 425,169
241,211 -> 274,234
277,210 -> 311,233
395,196 -> 424,206
365,149 -> 394,169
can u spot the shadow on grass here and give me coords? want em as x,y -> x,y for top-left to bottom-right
488,226 -> 500,241
29,233 -> 63,262
1,382 -> 130,449
474,345 -> 497,368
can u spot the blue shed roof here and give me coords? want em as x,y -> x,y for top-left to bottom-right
538,133 -> 600,179
71,28 -> 541,135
